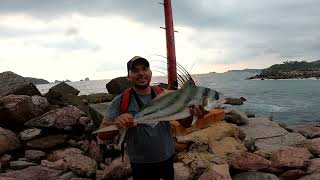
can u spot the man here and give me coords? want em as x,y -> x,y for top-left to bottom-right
98,56 -> 204,180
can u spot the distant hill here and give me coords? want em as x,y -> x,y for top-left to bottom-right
247,60 -> 320,79
25,77 -> 50,85
227,69 -> 262,73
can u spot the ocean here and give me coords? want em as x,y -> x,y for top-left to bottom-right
36,71 -> 320,125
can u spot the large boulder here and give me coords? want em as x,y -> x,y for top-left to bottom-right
270,147 -> 311,169
0,127 -> 20,154
176,122 -> 241,144
289,125 -> 320,139
64,154 -> 97,177
25,105 -> 84,129
0,71 -> 41,97
209,137 -> 246,159
106,76 -> 131,95
306,158 -> 320,174
254,133 -> 307,158
0,95 -> 50,127
302,137 -> 320,155
229,151 -> 271,171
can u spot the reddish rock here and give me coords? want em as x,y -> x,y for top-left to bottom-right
0,165 -> 60,179
88,140 -> 103,162
41,159 -> 67,171
64,154 -> 97,177
303,138 -> 320,155
25,105 -> 84,129
306,158 -> 320,174
26,134 -> 67,149
101,155 -> 132,180
25,150 -> 46,161
47,148 -> 83,162
270,147 -> 311,168
290,125 -> 320,139
0,127 -> 20,154
230,151 -> 271,171
198,164 -> 232,180
174,163 -> 190,180
0,95 -> 35,126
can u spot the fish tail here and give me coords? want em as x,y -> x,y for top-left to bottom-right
116,128 -> 127,149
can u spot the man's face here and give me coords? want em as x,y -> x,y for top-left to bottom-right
128,63 -> 152,89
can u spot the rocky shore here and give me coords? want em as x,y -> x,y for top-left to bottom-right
247,69 -> 320,80
1,71 -> 320,180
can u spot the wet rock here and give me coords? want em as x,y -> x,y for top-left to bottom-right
306,158 -> 320,174
106,76 -> 131,95
88,140 -> 103,162
64,154 -> 97,177
174,163 -> 190,180
229,151 -> 271,171
289,125 -> 320,139
303,138 -> 320,155
232,171 -> 279,180
225,97 -> 244,105
25,150 -> 46,161
41,159 -> 67,171
224,109 -> 249,125
0,71 -> 41,98
298,173 -> 320,180
0,165 -> 60,179
26,134 -> 67,149
254,133 -> 306,158
101,155 -> 132,180
176,122 -> 241,144
47,147 -> 83,162
0,127 -> 20,154
20,128 -> 42,141
270,147 -> 311,169
10,160 -> 37,170
25,105 -> 84,129
198,164 -> 231,180
209,137 -> 246,159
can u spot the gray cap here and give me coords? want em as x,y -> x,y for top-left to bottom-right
127,56 -> 149,72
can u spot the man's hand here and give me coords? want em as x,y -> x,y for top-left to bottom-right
114,113 -> 137,129
189,105 -> 207,119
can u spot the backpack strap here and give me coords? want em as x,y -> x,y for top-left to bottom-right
152,85 -> 164,95
120,88 -> 132,114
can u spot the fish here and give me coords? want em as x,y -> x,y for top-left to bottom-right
93,84 -> 225,147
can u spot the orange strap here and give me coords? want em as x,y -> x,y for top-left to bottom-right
120,85 -> 164,114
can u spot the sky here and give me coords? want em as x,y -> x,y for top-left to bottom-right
0,0 -> 319,82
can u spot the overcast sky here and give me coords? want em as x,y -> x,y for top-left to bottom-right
0,0 -> 319,82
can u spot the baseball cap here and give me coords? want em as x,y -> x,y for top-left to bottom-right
127,56 -> 150,72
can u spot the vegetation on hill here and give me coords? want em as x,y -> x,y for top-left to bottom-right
248,60 -> 320,79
